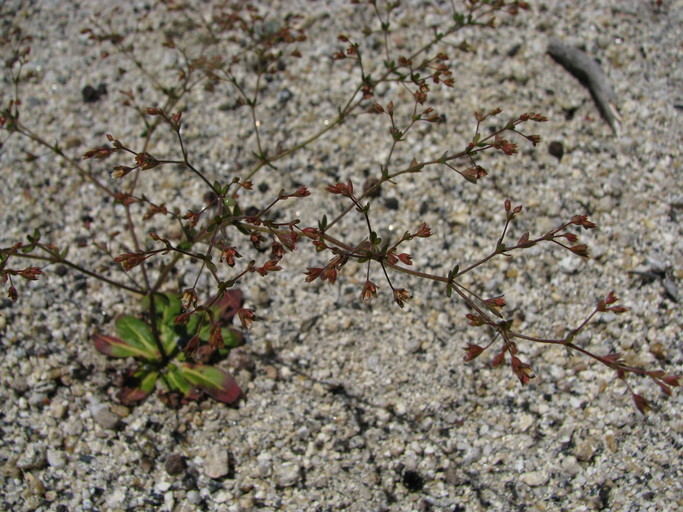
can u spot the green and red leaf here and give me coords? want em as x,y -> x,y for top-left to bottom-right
117,370 -> 159,405
114,315 -> 161,360
93,331 -> 158,360
180,363 -> 242,404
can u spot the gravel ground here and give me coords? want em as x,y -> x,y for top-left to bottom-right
1,1 -> 681,511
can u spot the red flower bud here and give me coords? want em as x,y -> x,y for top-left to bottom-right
632,393 -> 651,416
662,375 -> 680,387
238,308 -> 256,329
361,280 -> 378,304
209,324 -> 224,349
414,222 -> 432,238
569,244 -> 589,257
510,355 -> 534,385
393,288 -> 412,308
463,343 -> 485,362
18,266 -> 43,280
397,253 -> 413,265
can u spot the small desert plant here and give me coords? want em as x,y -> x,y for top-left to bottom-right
0,0 -> 678,413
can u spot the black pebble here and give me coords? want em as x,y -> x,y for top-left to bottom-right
402,470 -> 424,492
548,140 -> 564,160
82,83 -> 107,103
164,454 -> 187,476
385,197 -> 399,210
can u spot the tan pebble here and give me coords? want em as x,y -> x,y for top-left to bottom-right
63,436 -> 79,453
648,342 -> 666,360
506,268 -> 518,279
111,405 -> 130,418
63,136 -> 83,149
604,434 -> 618,452
1,458 -> 21,478
574,439 -> 597,462
26,472 -> 46,496
264,365 -> 278,380
47,368 -> 63,380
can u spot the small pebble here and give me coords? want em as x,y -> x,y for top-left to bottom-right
522,470 -> 549,487
165,454 -> 187,476
574,439 -> 598,462
274,462 -> 301,487
89,403 -> 120,430
47,449 -> 67,469
548,140 -> 564,160
203,449 -> 229,479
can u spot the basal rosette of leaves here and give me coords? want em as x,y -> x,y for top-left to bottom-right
93,290 -> 244,406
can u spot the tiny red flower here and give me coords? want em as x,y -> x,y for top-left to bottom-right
632,393 -> 651,416
174,312 -> 192,325
527,134 -> 541,146
397,253 -> 413,265
254,260 -> 282,276
304,267 -> 324,282
325,181 -> 354,197
183,335 -> 200,358
291,186 -> 311,197
301,227 -> 320,239
209,324 -> 224,349
183,210 -> 201,227
238,308 -> 256,329
361,280 -> 378,303
82,146 -> 116,160
18,266 -> 43,280
466,313 -> 485,327
491,350 -> 506,368
219,246 -> 240,267
662,375 -> 680,387
463,343 -> 485,362
181,288 -> 198,310
111,166 -> 134,179
414,222 -> 432,238
461,165 -> 488,183
510,355 -> 534,384
483,296 -> 505,317
135,152 -> 159,170
569,244 -> 589,257
393,288 -> 412,308
571,215 -> 597,229
113,251 -> 148,271
321,267 -> 338,285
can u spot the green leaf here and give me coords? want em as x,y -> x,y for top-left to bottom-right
114,315 -> 161,360
156,293 -> 183,354
221,327 -> 244,348
166,364 -> 192,396
180,364 -> 242,404
117,369 -> 159,405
